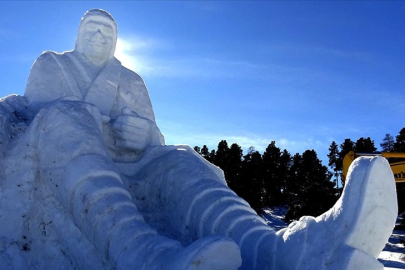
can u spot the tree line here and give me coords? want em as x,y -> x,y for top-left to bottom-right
193,127 -> 405,223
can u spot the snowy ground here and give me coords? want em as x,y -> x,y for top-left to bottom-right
262,207 -> 405,269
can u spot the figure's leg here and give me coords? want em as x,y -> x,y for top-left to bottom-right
135,146 -> 278,270
33,101 -> 241,270
136,146 -> 397,270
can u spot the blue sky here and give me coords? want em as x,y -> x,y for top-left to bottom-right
1,1 -> 404,164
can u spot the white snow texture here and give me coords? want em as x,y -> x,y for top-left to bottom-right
0,8 -> 398,270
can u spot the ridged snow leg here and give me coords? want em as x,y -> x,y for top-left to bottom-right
135,147 -> 397,270
62,155 -> 243,270
180,179 -> 277,270
34,102 -> 242,270
137,147 -> 278,270
62,154 -> 180,269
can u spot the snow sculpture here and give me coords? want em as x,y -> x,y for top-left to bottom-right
0,8 -> 397,270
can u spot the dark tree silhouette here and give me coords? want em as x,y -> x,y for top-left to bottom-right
354,137 -> 377,153
285,153 -> 301,216
193,146 -> 201,154
200,145 -> 211,162
285,150 -> 336,222
327,141 -> 340,189
262,141 -> 284,206
337,139 -> 355,173
209,150 -> 216,162
380,134 -> 394,152
279,149 -> 292,199
226,143 -> 243,194
394,128 -> 405,152
213,140 -> 230,176
240,149 -> 264,214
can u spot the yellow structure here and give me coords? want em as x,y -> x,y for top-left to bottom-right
342,151 -> 405,184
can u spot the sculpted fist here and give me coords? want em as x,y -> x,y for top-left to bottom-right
112,107 -> 152,152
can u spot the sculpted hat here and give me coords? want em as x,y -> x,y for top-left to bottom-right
75,9 -> 118,60
81,9 -> 117,29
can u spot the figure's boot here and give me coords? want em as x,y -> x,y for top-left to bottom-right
274,156 -> 397,269
48,154 -> 242,270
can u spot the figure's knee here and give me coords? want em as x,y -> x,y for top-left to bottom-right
35,100 -> 107,169
159,145 -> 226,185
39,100 -> 100,131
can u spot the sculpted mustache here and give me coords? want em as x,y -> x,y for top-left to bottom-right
85,38 -> 107,45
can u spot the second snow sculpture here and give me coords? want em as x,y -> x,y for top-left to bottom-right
0,9 -> 398,270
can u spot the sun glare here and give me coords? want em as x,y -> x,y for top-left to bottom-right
114,38 -> 145,73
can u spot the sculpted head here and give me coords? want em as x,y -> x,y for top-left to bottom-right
75,9 -> 117,67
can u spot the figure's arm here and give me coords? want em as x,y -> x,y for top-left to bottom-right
24,51 -> 79,107
111,68 -> 165,151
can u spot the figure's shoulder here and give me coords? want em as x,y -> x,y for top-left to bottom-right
31,51 -> 58,70
34,50 -> 72,66
41,50 -> 60,56
25,50 -> 75,105
28,51 -> 65,77
36,50 -> 60,61
120,65 -> 145,83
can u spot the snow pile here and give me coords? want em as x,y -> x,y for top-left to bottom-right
379,215 -> 405,269
0,95 -> 108,269
262,206 -> 288,231
379,230 -> 405,269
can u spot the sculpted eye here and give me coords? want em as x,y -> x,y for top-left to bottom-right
103,27 -> 113,36
86,24 -> 98,31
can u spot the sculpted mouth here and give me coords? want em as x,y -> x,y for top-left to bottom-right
85,39 -> 106,48
90,43 -> 105,47
89,43 -> 106,51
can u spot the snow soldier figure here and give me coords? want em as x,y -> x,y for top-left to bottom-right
2,8 -> 396,270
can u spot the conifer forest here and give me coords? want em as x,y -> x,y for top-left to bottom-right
194,128 -> 405,224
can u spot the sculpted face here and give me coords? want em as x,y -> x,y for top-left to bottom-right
80,19 -> 114,63
75,10 -> 117,67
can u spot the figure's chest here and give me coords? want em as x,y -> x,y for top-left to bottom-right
66,55 -> 122,116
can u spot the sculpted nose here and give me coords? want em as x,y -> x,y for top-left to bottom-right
91,30 -> 106,43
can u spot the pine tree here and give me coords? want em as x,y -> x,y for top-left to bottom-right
354,137 -> 377,153
213,140 -> 229,174
279,149 -> 292,200
380,134 -> 394,152
285,153 -> 301,216
393,128 -> 405,152
262,141 -> 283,206
337,139 -> 355,172
226,143 -> 243,193
200,145 -> 211,161
247,146 -> 256,154
240,149 -> 264,214
209,149 -> 216,162
285,150 -> 336,222
327,141 -> 340,189
193,146 -> 201,154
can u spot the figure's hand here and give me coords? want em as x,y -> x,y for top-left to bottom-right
80,102 -> 110,133
112,107 -> 152,152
